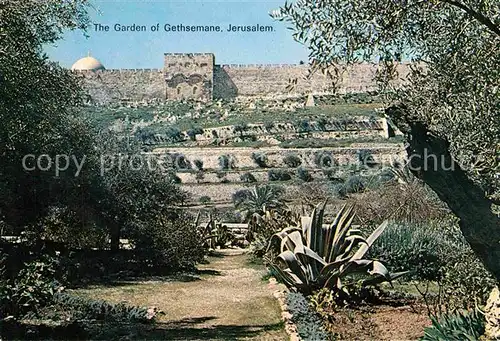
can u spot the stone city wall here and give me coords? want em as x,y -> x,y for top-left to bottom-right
78,62 -> 413,104
76,69 -> 165,105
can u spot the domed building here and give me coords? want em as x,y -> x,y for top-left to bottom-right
71,54 -> 105,71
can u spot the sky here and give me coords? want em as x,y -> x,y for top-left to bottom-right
46,0 -> 310,69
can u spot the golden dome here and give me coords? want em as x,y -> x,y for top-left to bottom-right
71,56 -> 105,71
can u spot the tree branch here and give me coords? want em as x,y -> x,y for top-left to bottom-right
441,0 -> 500,37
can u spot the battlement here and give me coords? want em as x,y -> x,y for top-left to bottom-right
74,68 -> 164,73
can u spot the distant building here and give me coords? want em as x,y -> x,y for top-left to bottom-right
71,54 -> 105,71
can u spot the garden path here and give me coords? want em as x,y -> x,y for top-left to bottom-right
74,249 -> 287,340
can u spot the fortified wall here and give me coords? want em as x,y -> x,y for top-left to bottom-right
76,53 -> 413,104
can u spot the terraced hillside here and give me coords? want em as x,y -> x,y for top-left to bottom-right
84,93 -> 406,207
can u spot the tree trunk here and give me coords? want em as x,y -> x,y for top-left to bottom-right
387,106 -> 500,281
109,221 -> 120,251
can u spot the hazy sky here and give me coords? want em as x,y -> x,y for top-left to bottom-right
46,0 -> 310,69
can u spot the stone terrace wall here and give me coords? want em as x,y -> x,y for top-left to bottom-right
214,63 -> 413,98
77,69 -> 165,105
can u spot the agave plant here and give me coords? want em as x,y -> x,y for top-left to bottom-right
265,203 -> 407,295
196,213 -> 234,250
235,185 -> 286,221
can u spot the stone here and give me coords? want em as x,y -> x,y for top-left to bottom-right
485,286 -> 500,340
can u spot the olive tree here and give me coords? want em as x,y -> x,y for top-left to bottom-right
0,0 -> 189,254
272,0 -> 500,279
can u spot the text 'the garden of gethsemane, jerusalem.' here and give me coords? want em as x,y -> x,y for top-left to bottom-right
93,23 -> 275,33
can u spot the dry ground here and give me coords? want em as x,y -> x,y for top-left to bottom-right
72,249 -> 287,341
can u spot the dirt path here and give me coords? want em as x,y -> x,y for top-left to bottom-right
73,249 -> 288,340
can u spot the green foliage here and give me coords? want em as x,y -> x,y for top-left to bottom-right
422,310 -> 485,341
369,223 -> 445,281
199,196 -> 212,205
357,149 -> 377,167
370,221 -> 496,309
128,212 -> 206,271
297,167 -> 313,182
234,185 -> 286,220
0,255 -> 60,317
332,176 -> 366,198
251,152 -> 269,168
268,169 -> 292,181
314,151 -> 336,169
285,292 -> 331,341
283,153 -> 303,168
193,159 -> 204,171
52,293 -> 160,323
198,219 -> 235,249
164,126 -> 183,143
187,127 -> 204,141
266,203 -> 406,295
240,172 -> 257,183
218,154 -> 236,170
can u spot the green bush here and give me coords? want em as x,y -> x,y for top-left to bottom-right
369,222 -> 496,308
0,255 -> 60,317
357,149 -> 377,166
368,223 -> 445,281
199,196 -> 212,205
283,153 -> 302,168
240,172 -> 257,183
297,167 -> 313,182
193,159 -> 204,170
52,293 -> 159,323
129,212 -> 205,272
314,151 -> 336,168
268,169 -> 292,181
251,152 -> 268,168
286,292 -> 330,340
218,154 -> 236,170
422,310 -> 485,341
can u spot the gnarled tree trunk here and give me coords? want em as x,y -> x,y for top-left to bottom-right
387,106 -> 500,281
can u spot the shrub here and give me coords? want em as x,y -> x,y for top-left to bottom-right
164,127 -> 183,142
422,310 -> 485,341
314,151 -> 336,168
0,255 -> 60,317
357,149 -> 377,166
251,152 -> 268,168
264,122 -> 274,132
195,170 -> 205,183
368,223 -> 445,281
296,119 -> 312,133
53,293 -> 159,323
193,159 -> 204,170
268,169 -> 292,181
199,196 -> 212,205
344,175 -> 365,193
187,127 -> 204,141
218,154 -> 236,170
297,167 -> 313,182
167,153 -> 191,170
283,153 -> 302,168
286,292 -> 330,340
129,212 -> 205,272
232,189 -> 252,207
240,172 -> 257,183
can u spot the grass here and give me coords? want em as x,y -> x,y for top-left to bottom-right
82,101 -> 384,133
